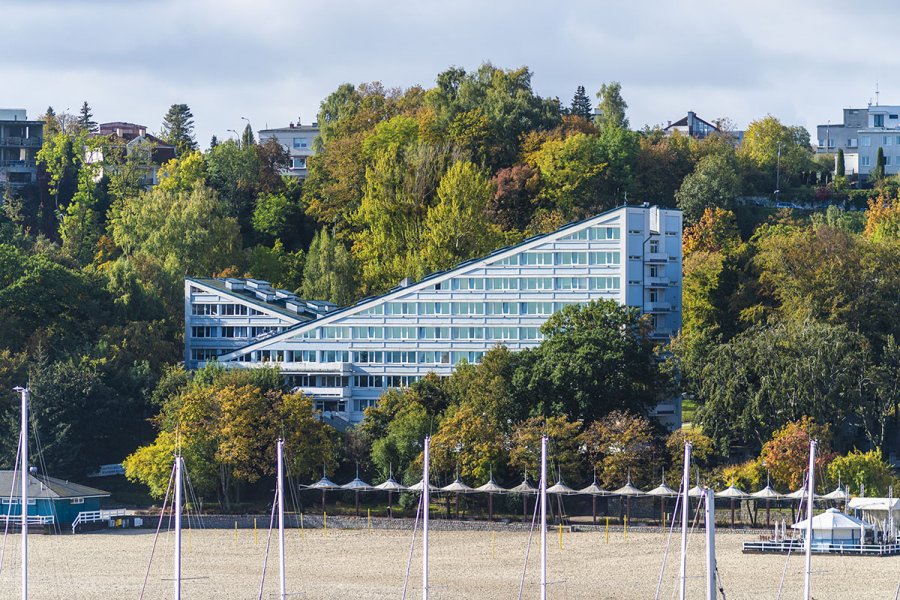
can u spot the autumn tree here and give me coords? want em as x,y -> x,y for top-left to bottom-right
428,402 -> 506,482
682,207 -> 740,257
760,417 -> 834,491
580,411 -> 659,488
509,416 -> 582,484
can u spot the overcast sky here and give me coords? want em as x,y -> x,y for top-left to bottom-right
4,0 -> 898,147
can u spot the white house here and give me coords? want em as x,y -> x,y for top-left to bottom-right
257,122 -> 319,178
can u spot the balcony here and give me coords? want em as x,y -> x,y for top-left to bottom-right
0,160 -> 36,169
645,301 -> 672,312
645,252 -> 668,263
0,137 -> 42,148
646,276 -> 670,287
296,386 -> 351,398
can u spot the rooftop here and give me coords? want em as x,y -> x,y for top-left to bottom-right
189,277 -> 337,321
0,471 -> 109,500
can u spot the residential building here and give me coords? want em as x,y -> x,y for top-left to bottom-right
816,105 -> 900,178
185,204 -> 683,429
0,109 -> 43,191
87,122 -> 176,187
258,121 -> 319,178
663,111 -> 719,139
0,471 -> 109,526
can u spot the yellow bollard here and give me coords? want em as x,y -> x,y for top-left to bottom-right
558,522 -> 563,550
605,517 -> 609,544
624,515 -> 627,542
367,508 -> 371,531
254,517 -> 258,546
324,511 -> 328,535
301,512 -> 305,539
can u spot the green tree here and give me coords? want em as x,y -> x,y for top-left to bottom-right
300,229 -> 356,305
160,103 -> 197,156
509,416 -> 582,483
419,160 -> 502,272
738,116 -> 812,190
594,82 -> 628,129
836,148 -> 845,177
241,123 -> 255,148
155,151 -> 207,194
252,192 -> 302,244
527,132 -> 608,218
872,147 -> 886,181
429,402 -> 506,482
676,154 -> 740,224
77,101 -> 97,134
59,164 -> 105,265
570,85 -> 593,120
247,240 -> 305,291
512,300 -> 664,422
827,450 -> 897,496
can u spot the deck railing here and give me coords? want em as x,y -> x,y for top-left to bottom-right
743,540 -> 900,556
0,514 -> 54,525
71,508 -> 127,533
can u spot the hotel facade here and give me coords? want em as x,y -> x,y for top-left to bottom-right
184,204 -> 683,427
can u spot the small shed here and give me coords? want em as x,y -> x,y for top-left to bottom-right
0,471 -> 109,525
791,508 -> 872,548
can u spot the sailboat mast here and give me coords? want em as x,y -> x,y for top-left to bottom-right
704,487 -> 716,600
680,442 -> 692,600
422,436 -> 429,600
174,455 -> 183,600
803,440 -> 816,600
540,435 -> 547,600
17,387 -> 28,600
277,439 -> 286,600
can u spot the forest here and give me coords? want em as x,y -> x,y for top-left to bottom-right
2,63 -> 899,507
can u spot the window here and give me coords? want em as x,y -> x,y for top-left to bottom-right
487,327 -> 518,340
451,278 -> 484,291
418,327 -> 449,340
191,348 -> 220,361
321,350 -> 349,363
628,229 -> 641,234
874,114 -> 885,127
418,351 -> 451,364
451,351 -> 484,365
192,304 -> 218,316
220,304 -> 249,316
358,305 -> 384,316
590,277 -> 620,290
322,326 -> 349,339
289,350 -> 317,362
589,227 -> 620,240
352,351 -> 383,364
520,277 -> 553,291
292,137 -> 309,149
191,326 -> 214,338
386,302 -> 417,315
560,229 -> 588,241
352,326 -> 383,339
886,136 -> 893,146
521,301 -> 554,315
862,136 -> 871,147
419,302 -> 450,315
452,327 -> 484,340
891,114 -> 899,119
886,156 -> 893,166
486,301 -> 519,315
520,327 -> 541,340
221,326 -> 248,338
556,252 -> 587,266
861,156 -> 871,167
354,375 -> 384,388
649,240 -> 660,253
385,326 -> 417,340
487,277 -> 518,291
590,251 -> 620,265
250,326 -> 277,337
70,497 -> 84,505
491,255 -> 519,265
451,302 -> 484,316
383,351 -> 417,364
292,157 -> 307,169
522,252 -> 554,266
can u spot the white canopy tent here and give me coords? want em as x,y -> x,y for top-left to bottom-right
848,497 -> 900,542
791,508 -> 872,548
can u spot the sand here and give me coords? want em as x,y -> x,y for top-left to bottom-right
0,526 -> 896,599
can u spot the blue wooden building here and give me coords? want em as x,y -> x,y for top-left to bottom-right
0,471 -> 109,525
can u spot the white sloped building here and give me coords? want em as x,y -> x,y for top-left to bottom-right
184,204 -> 683,427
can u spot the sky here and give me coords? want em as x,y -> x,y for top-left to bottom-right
4,0 -> 899,147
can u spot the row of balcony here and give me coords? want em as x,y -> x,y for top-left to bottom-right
0,160 -> 37,169
0,137 -> 42,148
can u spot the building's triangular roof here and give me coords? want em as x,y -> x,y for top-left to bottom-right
216,205 -> 656,361
187,277 -> 330,322
791,507 -> 872,531
0,471 -> 109,500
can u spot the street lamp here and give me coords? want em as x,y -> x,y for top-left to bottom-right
775,142 -> 783,204
227,129 -> 239,148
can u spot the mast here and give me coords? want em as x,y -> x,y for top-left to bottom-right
277,439 -> 286,600
422,436 -> 429,600
540,435 -> 547,600
704,487 -> 717,600
803,440 -> 816,600
16,387 -> 28,600
174,454 -> 183,600
680,442 -> 692,600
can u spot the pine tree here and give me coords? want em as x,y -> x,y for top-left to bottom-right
836,149 -> 845,177
570,85 -> 593,120
160,103 -> 198,156
300,229 -> 356,305
873,147 -> 886,181
241,123 -> 255,147
42,106 -> 59,137
209,135 -> 219,149
77,101 -> 97,133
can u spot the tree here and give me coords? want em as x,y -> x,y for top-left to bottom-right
77,101 -> 97,134
570,85 -> 593,120
836,148 -> 845,177
59,164 -> 105,265
419,160 -> 503,272
300,229 -> 357,305
512,300 -> 665,423
594,82 -> 628,129
665,427 -> 715,473
827,450 -> 897,496
247,240 -> 305,291
760,417 -> 833,491
682,207 -> 740,257
160,103 -> 197,156
428,402 -> 506,482
872,147 -> 886,181
526,132 -> 608,218
865,194 -> 900,242
487,165 -> 537,231
509,416 -> 582,483
699,323 -> 867,452
676,154 -> 740,224
581,411 -> 659,488
155,151 -> 207,194
738,116 -> 812,190
252,193 -> 302,243
241,123 -> 255,148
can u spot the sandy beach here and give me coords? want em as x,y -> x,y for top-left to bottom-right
0,526 -> 896,599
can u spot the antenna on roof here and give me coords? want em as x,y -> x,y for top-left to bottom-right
876,82 -> 880,106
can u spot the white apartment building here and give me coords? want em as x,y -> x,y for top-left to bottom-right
184,204 -> 683,429
817,105 -> 900,177
257,122 -> 319,178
